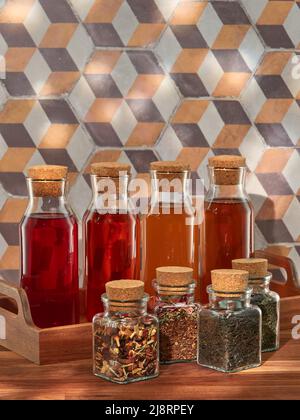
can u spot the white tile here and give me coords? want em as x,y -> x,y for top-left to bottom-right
247,173 -> 267,217
197,149 -> 214,190
24,0 -> 50,46
240,77 -> 266,121
239,27 -> 264,72
112,52 -> 137,97
197,3 -> 223,47
0,33 -> 7,56
0,82 -> 7,107
0,233 -> 7,260
283,197 -> 300,241
69,76 -> 95,120
156,126 -> 182,161
69,0 -> 94,21
111,101 -> 137,145
154,0 -> 180,21
0,133 -> 7,160
155,27 -> 181,73
69,175 -> 92,220
284,3 -> 300,47
282,101 -> 300,145
240,0 -> 268,23
25,50 -> 51,94
283,150 -> 300,194
254,224 -> 268,250
239,127 -> 266,172
24,102 -> 51,146
198,51 -> 223,95
0,184 -> 7,211
24,150 -> 45,172
198,103 -> 224,147
67,24 -> 94,71
282,54 -> 300,98
67,126 -> 94,171
113,1 -> 139,46
287,247 -> 300,283
152,77 -> 180,122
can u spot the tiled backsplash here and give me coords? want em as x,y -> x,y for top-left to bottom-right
0,0 -> 300,282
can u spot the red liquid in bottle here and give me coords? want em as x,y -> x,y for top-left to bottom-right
201,199 -> 253,304
85,211 -> 140,321
20,213 -> 79,328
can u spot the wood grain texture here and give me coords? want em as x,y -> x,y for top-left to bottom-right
0,297 -> 299,400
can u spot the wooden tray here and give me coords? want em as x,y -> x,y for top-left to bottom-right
0,280 -> 92,365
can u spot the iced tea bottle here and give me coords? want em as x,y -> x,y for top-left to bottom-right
201,155 -> 254,304
20,165 -> 79,328
141,161 -> 200,298
84,163 -> 140,321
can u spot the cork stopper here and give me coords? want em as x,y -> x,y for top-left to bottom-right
156,266 -> 194,286
232,258 -> 268,278
211,269 -> 249,297
27,165 -> 68,197
150,161 -> 190,173
208,155 -> 246,186
91,162 -> 131,178
106,280 -> 144,302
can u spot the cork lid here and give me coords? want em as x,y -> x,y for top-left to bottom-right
91,162 -> 131,177
156,266 -> 194,286
27,165 -> 68,180
208,155 -> 246,169
150,161 -> 190,173
106,280 -> 144,301
211,269 -> 249,296
232,258 -> 268,278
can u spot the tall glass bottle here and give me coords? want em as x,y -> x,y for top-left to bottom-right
84,163 -> 140,322
201,155 -> 254,303
141,161 -> 199,298
20,165 -> 79,328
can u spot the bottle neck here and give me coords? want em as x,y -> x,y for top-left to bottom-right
91,175 -> 129,212
206,166 -> 248,201
102,294 -> 148,318
248,274 -> 272,294
154,281 -> 195,305
208,286 -> 253,310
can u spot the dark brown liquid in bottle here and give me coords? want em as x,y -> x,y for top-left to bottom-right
201,198 -> 254,304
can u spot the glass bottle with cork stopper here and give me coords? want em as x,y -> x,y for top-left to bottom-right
232,258 -> 280,353
153,266 -> 199,364
198,269 -> 262,373
20,165 -> 79,328
201,155 -> 254,304
141,161 -> 200,298
84,162 -> 140,322
93,280 -> 159,384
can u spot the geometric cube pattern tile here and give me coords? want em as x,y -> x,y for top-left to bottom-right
1,0 -> 300,282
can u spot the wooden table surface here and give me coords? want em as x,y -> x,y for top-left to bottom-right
0,297 -> 299,400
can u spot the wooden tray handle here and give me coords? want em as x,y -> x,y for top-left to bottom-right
0,278 -> 35,327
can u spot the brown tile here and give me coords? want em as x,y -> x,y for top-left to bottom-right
213,25 -> 250,49
39,124 -> 78,148
257,1 -> 294,25
0,148 -> 35,172
126,122 -> 164,147
39,23 -> 77,47
127,75 -> 164,99
177,147 -> 209,171
85,0 -> 123,23
213,73 -> 251,97
256,148 -> 293,173
170,2 -> 206,25
86,150 -> 122,172
172,100 -> 209,123
171,49 -> 208,73
5,47 -> 35,72
128,24 -> 165,47
85,99 -> 123,122
255,99 -> 293,123
0,100 -> 35,123
256,52 -> 292,75
0,198 -> 28,223
84,51 -> 122,74
256,195 -> 294,220
0,0 -> 34,23
0,247 -> 20,270
40,72 -> 80,96
213,125 -> 251,149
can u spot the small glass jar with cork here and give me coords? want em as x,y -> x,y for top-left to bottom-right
198,269 -> 262,373
153,266 -> 199,364
93,280 -> 159,384
232,258 -> 280,353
